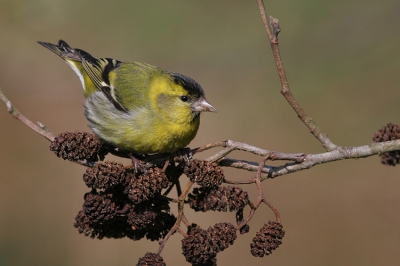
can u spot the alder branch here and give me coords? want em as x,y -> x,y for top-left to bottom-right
220,139 -> 400,180
256,0 -> 336,151
0,88 -> 100,168
200,140 -> 305,162
0,88 -> 55,142
158,181 -> 194,254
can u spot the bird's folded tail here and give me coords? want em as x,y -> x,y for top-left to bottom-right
37,40 -> 83,62
38,40 -> 97,95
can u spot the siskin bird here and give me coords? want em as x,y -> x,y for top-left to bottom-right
38,40 -> 216,154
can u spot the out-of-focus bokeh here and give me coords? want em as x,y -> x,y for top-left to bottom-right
1,0 -> 400,265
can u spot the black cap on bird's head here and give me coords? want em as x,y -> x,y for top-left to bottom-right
170,72 -> 204,97
169,72 -> 217,113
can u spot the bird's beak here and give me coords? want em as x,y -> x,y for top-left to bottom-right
191,97 -> 217,113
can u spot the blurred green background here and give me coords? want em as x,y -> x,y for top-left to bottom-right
1,0 -> 400,265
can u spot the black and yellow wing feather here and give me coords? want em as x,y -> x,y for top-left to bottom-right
38,40 -> 127,112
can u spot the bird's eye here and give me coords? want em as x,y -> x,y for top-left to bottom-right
180,96 -> 189,102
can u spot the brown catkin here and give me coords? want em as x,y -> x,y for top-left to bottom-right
184,159 -> 224,188
50,131 -> 107,161
250,221 -> 285,257
372,123 -> 400,166
188,186 -> 249,212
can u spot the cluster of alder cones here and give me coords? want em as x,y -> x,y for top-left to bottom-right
50,131 -> 285,265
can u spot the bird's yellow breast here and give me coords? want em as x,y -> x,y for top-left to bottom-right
119,114 -> 200,153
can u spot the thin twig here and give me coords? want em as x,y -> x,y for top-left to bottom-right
263,199 -> 281,223
223,178 -> 255,185
205,140 -> 305,162
180,214 -> 190,228
236,156 -> 269,229
206,147 -> 235,162
0,88 -> 55,141
192,140 -> 227,153
176,228 -> 188,237
256,0 -> 336,151
158,181 -> 194,255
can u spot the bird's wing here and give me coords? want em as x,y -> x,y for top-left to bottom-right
108,62 -> 162,111
80,55 -> 128,113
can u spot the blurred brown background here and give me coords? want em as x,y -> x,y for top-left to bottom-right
1,0 -> 400,265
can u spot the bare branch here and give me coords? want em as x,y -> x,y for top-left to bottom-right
220,140 -> 400,180
157,181 -> 194,255
256,0 -> 336,151
0,88 -> 55,142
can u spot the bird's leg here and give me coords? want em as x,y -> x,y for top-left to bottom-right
127,153 -> 147,173
161,158 -> 170,172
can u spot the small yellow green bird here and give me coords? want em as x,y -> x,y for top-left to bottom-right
38,40 -> 216,154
